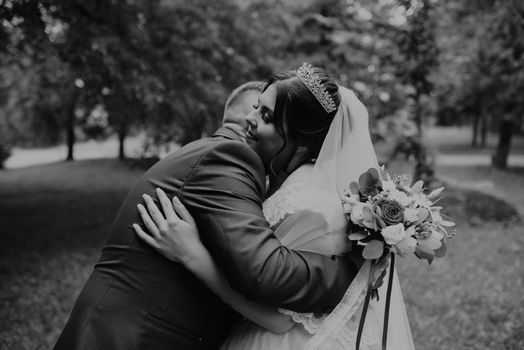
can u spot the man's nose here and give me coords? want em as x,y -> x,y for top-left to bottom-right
245,114 -> 257,130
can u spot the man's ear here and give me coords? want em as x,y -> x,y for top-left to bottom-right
223,109 -> 248,129
222,122 -> 247,143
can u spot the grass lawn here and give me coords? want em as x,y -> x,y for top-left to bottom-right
1,158 -> 523,349
0,159 -> 144,349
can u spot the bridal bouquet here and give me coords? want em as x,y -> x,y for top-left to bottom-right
342,168 -> 456,263
342,167 -> 456,350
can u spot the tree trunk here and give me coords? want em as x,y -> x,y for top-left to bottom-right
413,92 -> 423,138
118,123 -> 127,160
471,94 -> 481,147
480,113 -> 488,148
66,111 -> 75,161
471,114 -> 479,147
412,92 -> 428,182
492,115 -> 513,169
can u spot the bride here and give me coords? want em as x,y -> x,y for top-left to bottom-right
134,64 -> 415,349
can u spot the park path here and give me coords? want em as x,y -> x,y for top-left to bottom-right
4,135 -> 146,169
436,153 -> 524,167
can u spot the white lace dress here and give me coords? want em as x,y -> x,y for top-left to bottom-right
220,174 -> 382,350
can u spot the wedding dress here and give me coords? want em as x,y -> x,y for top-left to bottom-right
220,166 -> 382,350
221,87 -> 415,350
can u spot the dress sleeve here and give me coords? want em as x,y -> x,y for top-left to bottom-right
180,141 -> 359,313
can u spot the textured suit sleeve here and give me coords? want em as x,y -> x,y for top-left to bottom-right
181,141 -> 359,313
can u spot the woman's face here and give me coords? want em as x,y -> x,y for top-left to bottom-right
245,84 -> 285,169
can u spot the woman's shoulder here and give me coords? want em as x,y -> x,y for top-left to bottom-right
281,164 -> 314,187
263,165 -> 342,228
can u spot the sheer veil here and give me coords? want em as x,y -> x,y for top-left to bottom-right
303,87 -> 415,349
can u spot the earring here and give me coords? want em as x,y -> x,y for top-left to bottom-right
297,146 -> 308,153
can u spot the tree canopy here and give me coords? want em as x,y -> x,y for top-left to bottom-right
1,0 -> 523,168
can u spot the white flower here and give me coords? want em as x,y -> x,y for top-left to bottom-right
388,190 -> 412,207
381,223 -> 406,245
382,180 -> 396,192
404,208 -> 419,222
342,194 -> 361,214
350,203 -> 376,230
405,226 -> 416,237
429,207 -> 443,223
350,203 -> 366,223
412,193 -> 433,208
343,203 -> 353,214
348,193 -> 360,205
394,236 -> 417,256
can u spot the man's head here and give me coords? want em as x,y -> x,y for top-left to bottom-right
223,81 -> 265,130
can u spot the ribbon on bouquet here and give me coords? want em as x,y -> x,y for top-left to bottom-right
355,254 -> 396,350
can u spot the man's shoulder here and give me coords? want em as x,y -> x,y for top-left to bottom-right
196,139 -> 265,181
182,138 -> 266,198
205,138 -> 261,163
159,137 -> 264,176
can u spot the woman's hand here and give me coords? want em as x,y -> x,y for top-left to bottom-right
133,188 -> 205,265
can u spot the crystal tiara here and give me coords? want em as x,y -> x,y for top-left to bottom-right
296,63 -> 337,114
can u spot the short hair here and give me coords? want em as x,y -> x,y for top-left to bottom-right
224,81 -> 266,113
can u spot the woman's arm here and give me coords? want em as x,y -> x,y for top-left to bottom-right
183,243 -> 295,334
134,188 -> 295,334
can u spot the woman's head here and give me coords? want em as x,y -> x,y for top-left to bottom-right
245,64 -> 340,177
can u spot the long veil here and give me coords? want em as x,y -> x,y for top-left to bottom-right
303,87 -> 415,349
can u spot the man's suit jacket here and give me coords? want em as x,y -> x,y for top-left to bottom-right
54,126 -> 358,350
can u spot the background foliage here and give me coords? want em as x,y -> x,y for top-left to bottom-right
1,0 -> 523,170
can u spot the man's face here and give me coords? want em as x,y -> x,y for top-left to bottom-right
245,84 -> 284,168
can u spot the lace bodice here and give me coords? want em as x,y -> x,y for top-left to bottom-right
263,181 -> 348,252
263,181 -> 334,228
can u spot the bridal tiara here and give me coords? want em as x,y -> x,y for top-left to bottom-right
296,63 -> 338,114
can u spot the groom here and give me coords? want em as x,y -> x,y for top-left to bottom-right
54,82 -> 360,350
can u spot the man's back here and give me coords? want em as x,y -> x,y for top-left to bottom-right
55,126 -> 358,350
54,130 -> 261,350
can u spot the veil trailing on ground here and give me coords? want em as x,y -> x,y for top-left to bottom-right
303,87 -> 415,350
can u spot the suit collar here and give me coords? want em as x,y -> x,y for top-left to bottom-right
213,124 -> 245,143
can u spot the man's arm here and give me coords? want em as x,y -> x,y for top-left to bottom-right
180,140 -> 359,313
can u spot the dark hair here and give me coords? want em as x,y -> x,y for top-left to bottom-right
264,65 -> 340,174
